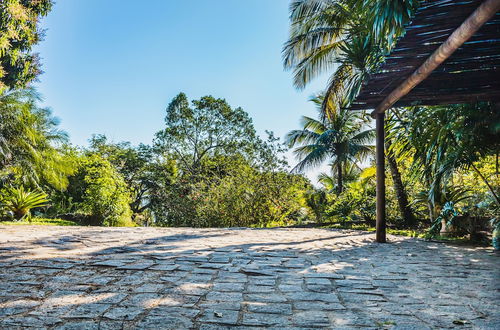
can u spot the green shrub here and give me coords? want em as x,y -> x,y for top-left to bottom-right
66,154 -> 133,226
151,156 -> 310,227
326,167 -> 376,225
0,186 -> 48,220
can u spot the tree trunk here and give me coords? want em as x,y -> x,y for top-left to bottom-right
337,163 -> 343,194
496,150 -> 499,175
386,145 -> 416,227
376,113 -> 386,243
13,209 -> 26,220
470,162 -> 500,206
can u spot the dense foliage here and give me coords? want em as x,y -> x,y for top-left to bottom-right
62,154 -> 133,227
0,0 -> 498,247
284,0 -> 499,241
0,91 -> 312,227
0,0 -> 53,91
150,93 -> 311,227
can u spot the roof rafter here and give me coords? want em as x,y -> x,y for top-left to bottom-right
349,0 -> 500,114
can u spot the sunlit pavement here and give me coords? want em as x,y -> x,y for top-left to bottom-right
0,226 -> 498,329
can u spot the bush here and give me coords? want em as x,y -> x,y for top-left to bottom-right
150,156 -> 310,227
326,167 -> 376,225
0,186 -> 48,221
65,154 -> 133,226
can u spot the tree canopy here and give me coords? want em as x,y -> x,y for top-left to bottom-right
0,0 -> 498,247
0,0 -> 53,91
0,88 -> 73,190
155,93 -> 257,170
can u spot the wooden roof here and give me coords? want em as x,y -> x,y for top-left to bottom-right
350,0 -> 500,110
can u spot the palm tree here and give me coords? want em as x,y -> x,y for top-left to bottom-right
283,0 -> 418,118
0,88 -> 73,190
286,97 -> 374,194
318,162 -> 361,193
284,1 -> 420,223
390,103 -> 500,221
381,111 -> 416,226
283,0 -> 356,90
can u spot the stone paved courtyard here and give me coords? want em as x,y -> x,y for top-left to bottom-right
0,226 -> 498,329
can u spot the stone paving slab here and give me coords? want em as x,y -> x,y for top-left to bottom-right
0,225 -> 498,329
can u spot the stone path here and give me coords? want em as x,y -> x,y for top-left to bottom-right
0,226 -> 498,329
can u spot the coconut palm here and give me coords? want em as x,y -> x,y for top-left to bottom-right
286,98 -> 374,193
283,0 -> 357,90
284,1 -> 420,223
318,162 -> 361,193
283,0 -> 418,118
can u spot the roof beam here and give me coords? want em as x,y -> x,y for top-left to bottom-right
371,0 -> 500,117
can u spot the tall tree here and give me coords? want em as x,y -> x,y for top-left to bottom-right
384,111 -> 416,226
0,0 -> 53,91
150,93 -> 306,227
286,98 -> 373,194
386,139 -> 416,226
154,93 -> 263,176
283,0 -> 419,223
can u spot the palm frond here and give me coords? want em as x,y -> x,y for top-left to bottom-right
321,63 -> 353,120
300,116 -> 327,133
291,42 -> 343,89
285,129 -> 320,147
292,144 -> 329,172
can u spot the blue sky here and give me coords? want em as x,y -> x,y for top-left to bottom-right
34,0 -> 330,179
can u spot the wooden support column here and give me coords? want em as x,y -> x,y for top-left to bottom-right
375,112 -> 386,243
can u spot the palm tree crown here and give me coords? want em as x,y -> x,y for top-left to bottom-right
286,95 -> 374,193
283,0 -> 418,118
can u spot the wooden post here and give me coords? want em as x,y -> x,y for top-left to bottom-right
376,112 -> 386,243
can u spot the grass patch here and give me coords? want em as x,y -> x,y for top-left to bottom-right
320,223 -> 425,238
0,217 -> 79,226
319,222 -> 477,243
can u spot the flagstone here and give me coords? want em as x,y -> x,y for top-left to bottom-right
0,225 -> 497,328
